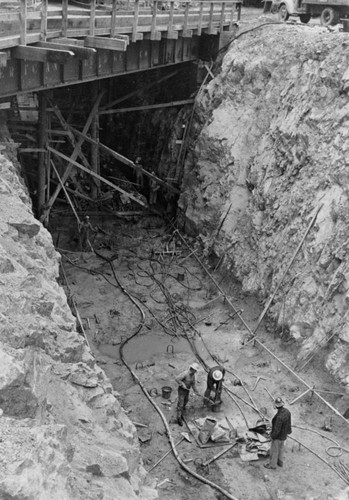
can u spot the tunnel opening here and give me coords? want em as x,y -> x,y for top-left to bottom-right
8,63 -> 200,232
7,61 -> 203,254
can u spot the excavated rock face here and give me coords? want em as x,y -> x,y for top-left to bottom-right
0,145 -> 156,499
179,24 -> 349,388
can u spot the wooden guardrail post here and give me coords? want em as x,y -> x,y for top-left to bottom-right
132,0 -> 140,42
168,1 -> 175,36
197,1 -> 204,35
111,0 -> 118,37
236,1 -> 242,21
183,1 -> 190,36
90,0 -> 96,36
151,0 -> 158,40
62,0 -> 68,38
219,2 -> 226,33
19,0 -> 27,45
40,0 -> 48,41
229,1 -> 237,29
208,2 -> 215,34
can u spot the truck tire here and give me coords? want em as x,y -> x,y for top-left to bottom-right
320,7 -> 340,26
299,14 -> 311,23
278,4 -> 290,21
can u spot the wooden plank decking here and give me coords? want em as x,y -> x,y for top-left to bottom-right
0,0 -> 242,50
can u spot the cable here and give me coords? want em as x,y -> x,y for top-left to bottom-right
213,21 -> 283,58
88,247 -> 240,499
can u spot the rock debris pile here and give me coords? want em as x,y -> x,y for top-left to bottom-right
0,148 -> 156,499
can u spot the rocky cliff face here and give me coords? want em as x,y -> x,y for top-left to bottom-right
0,138 -> 156,499
179,24 -> 349,388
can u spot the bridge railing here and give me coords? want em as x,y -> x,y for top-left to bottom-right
0,0 -> 242,50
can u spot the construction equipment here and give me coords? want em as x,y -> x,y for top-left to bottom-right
147,432 -> 192,472
263,0 -> 349,25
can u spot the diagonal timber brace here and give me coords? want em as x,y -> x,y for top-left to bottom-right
47,146 -> 148,209
40,89 -> 106,224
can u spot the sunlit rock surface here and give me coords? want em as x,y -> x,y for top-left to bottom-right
179,24 -> 349,389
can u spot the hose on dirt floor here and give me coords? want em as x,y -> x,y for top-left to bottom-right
91,247 -> 241,500
289,435 -> 349,486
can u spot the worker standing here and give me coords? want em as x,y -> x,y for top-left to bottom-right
149,172 -> 160,205
204,365 -> 225,407
175,362 -> 201,426
264,397 -> 292,470
134,157 -> 144,187
79,215 -> 95,253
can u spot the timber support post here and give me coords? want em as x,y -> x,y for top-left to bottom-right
91,82 -> 100,199
38,91 -> 47,217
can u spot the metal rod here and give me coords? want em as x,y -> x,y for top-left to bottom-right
250,204 -> 323,340
203,442 -> 237,467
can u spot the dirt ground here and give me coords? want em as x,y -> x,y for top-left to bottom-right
56,212 -> 349,500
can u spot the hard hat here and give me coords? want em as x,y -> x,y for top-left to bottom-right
190,362 -> 200,372
274,397 -> 284,408
212,370 -> 223,381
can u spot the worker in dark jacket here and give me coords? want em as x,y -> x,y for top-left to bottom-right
175,362 -> 201,426
204,366 -> 225,407
264,397 -> 292,469
79,215 -> 95,253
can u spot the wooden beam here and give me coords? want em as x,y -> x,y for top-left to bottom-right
151,0 -> 158,40
69,126 -> 180,195
183,1 -> 190,36
36,41 -> 96,60
90,82 -> 100,199
162,31 -> 178,40
62,0 -> 69,38
47,146 -> 148,209
182,29 -> 193,38
101,70 -> 178,111
40,90 -> 106,224
111,0 -> 118,38
90,0 -> 96,36
150,31 -> 162,41
49,38 -> 84,46
51,160 -> 81,224
37,92 -> 47,216
46,97 -> 96,174
0,52 -> 7,68
219,2 -> 226,32
40,0 -> 48,41
12,45 -> 75,64
168,1 -> 175,36
197,2 -> 204,36
208,2 -> 216,34
19,0 -> 27,46
99,99 -> 194,115
19,148 -> 46,153
84,35 -> 128,52
132,0 -> 140,43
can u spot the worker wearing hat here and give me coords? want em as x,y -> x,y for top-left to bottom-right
264,397 -> 292,470
175,363 -> 201,426
204,365 -> 226,408
79,215 -> 95,255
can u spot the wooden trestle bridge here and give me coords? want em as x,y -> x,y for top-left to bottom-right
0,0 -> 241,221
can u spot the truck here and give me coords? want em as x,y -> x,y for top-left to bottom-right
263,0 -> 349,25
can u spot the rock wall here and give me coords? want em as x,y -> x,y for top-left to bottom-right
0,137 -> 156,498
179,24 -> 349,388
